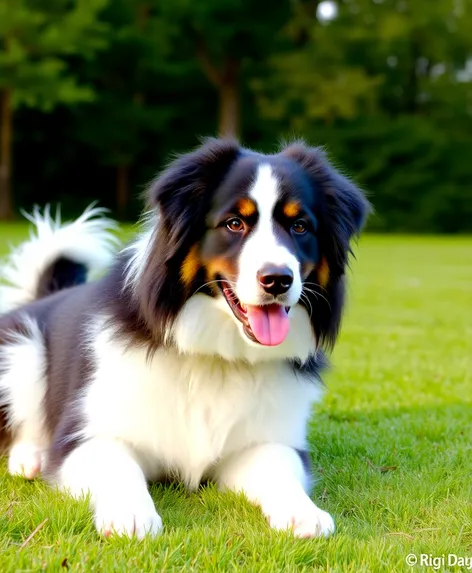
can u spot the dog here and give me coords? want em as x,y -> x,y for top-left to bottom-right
0,138 -> 369,538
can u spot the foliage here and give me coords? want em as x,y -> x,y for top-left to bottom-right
0,228 -> 471,570
251,0 -> 472,232
2,0 -> 472,230
0,0 -> 108,109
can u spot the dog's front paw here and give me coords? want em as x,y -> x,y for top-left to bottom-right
265,499 -> 335,538
8,442 -> 43,480
95,496 -> 163,539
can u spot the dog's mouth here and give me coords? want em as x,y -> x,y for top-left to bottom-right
220,281 -> 290,346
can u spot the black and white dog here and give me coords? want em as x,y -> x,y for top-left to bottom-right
0,139 -> 369,538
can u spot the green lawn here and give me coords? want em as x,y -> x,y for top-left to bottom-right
0,226 -> 471,572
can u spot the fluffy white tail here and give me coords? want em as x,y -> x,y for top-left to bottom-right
0,205 -> 118,313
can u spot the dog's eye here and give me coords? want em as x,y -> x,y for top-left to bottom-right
291,219 -> 307,235
226,217 -> 244,232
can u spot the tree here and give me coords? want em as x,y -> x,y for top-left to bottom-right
5,0 -> 472,231
155,0 -> 294,137
72,0 -> 204,217
251,0 -> 472,231
0,0 -> 108,219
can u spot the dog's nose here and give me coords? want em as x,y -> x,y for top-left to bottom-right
257,265 -> 294,296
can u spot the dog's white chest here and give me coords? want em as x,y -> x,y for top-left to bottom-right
79,325 -> 321,488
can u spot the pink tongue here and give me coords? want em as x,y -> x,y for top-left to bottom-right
245,304 -> 290,346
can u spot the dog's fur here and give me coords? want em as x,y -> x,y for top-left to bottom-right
0,139 -> 369,538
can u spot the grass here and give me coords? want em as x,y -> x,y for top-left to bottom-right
0,225 -> 471,572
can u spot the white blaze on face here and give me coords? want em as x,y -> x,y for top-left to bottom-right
234,164 -> 303,346
236,163 -> 302,307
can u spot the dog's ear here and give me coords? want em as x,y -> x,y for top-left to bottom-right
148,138 -> 240,251
138,139 -> 240,341
282,142 -> 370,272
282,142 -> 371,350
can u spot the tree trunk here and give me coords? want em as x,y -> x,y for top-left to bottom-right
219,77 -> 240,137
196,40 -> 241,138
218,58 -> 240,137
0,89 -> 14,220
116,164 -> 129,219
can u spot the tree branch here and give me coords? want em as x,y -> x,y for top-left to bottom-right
196,39 -> 223,88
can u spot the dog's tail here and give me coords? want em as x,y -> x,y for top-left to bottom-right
0,205 -> 118,313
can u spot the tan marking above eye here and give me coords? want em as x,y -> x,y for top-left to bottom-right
236,198 -> 257,218
283,201 -> 301,218
181,245 -> 200,285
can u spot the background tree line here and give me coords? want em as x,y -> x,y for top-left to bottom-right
1,0 -> 471,231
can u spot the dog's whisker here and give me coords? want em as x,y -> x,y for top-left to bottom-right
302,286 -> 332,311
303,281 -> 330,296
299,292 -> 314,319
192,278 -> 238,297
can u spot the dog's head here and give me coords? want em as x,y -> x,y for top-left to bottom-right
132,138 -> 369,363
